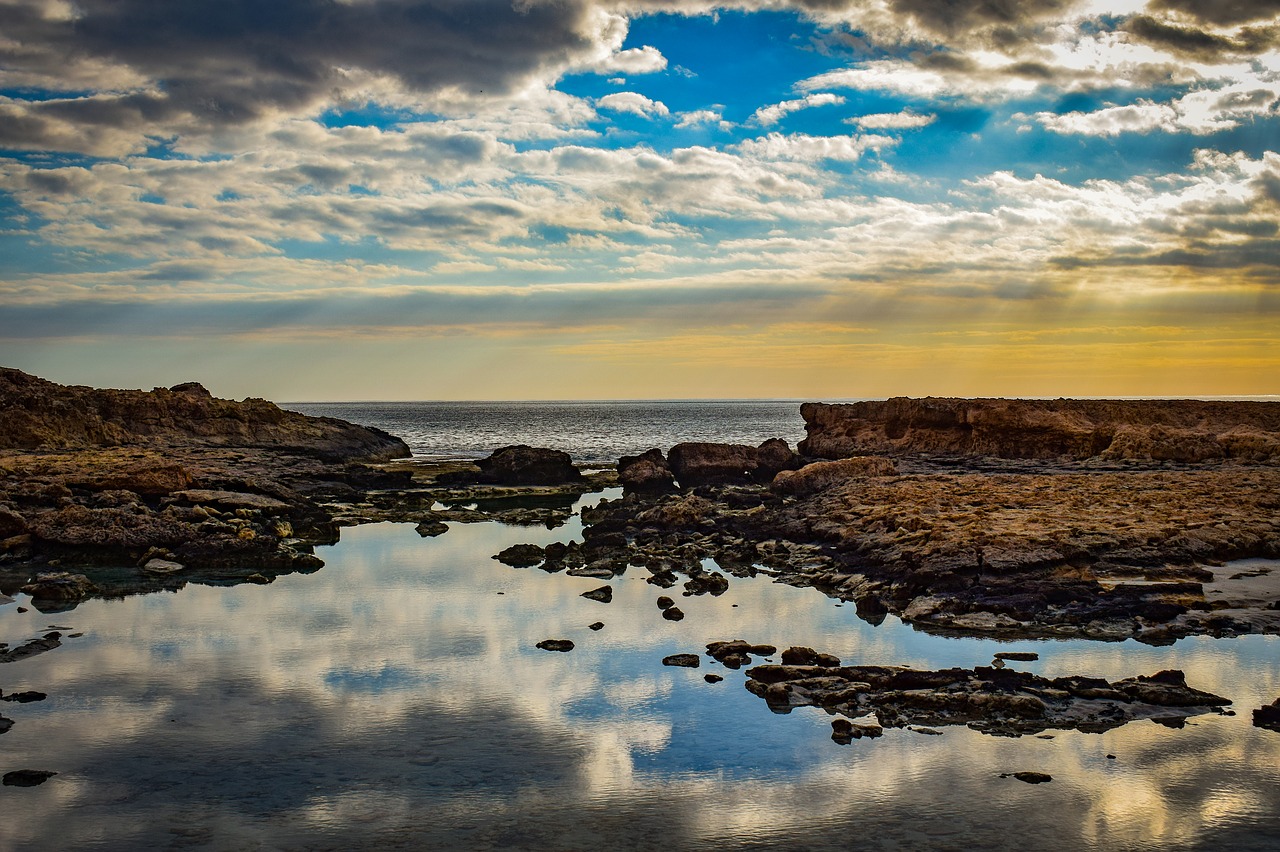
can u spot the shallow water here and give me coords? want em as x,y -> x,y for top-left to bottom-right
2,496 -> 1279,850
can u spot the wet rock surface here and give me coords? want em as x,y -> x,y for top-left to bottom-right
1253,698 -> 1280,732
2,769 -> 56,787
745,662 -> 1230,736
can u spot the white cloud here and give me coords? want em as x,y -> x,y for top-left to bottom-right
595,92 -> 670,118
1033,75 -> 1280,136
751,92 -> 846,126
674,109 -> 724,128
735,132 -> 894,162
586,45 -> 668,75
845,110 -> 936,130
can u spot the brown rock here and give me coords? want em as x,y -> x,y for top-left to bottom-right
618,449 -> 676,493
19,572 -> 99,602
476,445 -> 582,485
771,456 -> 898,496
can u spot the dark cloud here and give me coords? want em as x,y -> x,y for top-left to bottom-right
1146,0 -> 1280,27
1127,13 -> 1280,57
887,0 -> 1079,38
0,0 -> 604,151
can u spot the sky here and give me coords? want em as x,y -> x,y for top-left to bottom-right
0,0 -> 1278,401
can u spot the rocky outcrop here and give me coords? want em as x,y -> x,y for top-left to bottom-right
1254,698 -> 1280,732
800,398 -> 1280,462
746,662 -> 1230,736
617,449 -> 676,493
666,439 -> 801,487
0,367 -> 409,462
475,445 -> 582,485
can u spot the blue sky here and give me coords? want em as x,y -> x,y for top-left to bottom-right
0,0 -> 1277,399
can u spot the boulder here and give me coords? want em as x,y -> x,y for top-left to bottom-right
0,506 -> 26,538
581,585 -> 613,603
617,449 -> 676,493
476,445 -> 582,485
667,442 -> 759,487
536,639 -> 574,652
771,456 -> 898,496
494,544 -> 545,568
2,770 -> 57,787
663,654 -> 700,668
19,572 -> 99,602
1253,698 -> 1280,732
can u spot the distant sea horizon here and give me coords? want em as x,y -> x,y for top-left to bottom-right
283,396 -> 1279,464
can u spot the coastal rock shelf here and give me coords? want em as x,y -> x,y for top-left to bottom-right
799,397 -> 1280,462
745,661 -> 1231,737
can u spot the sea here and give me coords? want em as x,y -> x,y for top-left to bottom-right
3,401 -> 1278,850
282,400 -> 813,462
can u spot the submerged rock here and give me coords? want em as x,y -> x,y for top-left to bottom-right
1003,771 -> 1053,784
19,572 -> 98,603
663,654 -> 700,668
831,717 -> 883,743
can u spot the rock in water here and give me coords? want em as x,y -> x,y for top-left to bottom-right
476,445 -> 582,485
617,449 -> 676,493
667,441 -> 800,487
19,572 -> 98,602
1253,698 -> 1280,732
494,544 -> 545,568
663,654 -> 700,668
3,770 -> 57,787
1003,772 -> 1052,784
536,639 -> 574,652
581,586 -> 613,603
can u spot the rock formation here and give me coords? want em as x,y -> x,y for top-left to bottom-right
800,397 -> 1280,462
745,661 -> 1230,736
666,439 -> 800,487
0,367 -> 409,461
475,445 -> 583,485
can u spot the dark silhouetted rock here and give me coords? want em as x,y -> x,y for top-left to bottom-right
581,585 -> 613,603
536,639 -> 574,652
705,674 -> 724,683
662,606 -> 685,621
0,635 -> 61,664
1,691 -> 46,703
588,622 -> 605,631
1252,698 -> 1280,731
494,544 -> 545,568
3,770 -> 56,787
781,646 -> 842,667
415,520 -> 449,537
618,448 -> 676,493
831,717 -> 883,743
667,442 -> 759,487
995,652 -> 1039,662
476,445 -> 582,485
663,654 -> 700,668
656,596 -> 675,610
706,639 -> 777,670
1003,772 -> 1052,784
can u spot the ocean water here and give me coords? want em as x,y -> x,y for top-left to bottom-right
282,400 -> 811,462
3,404 -> 1279,850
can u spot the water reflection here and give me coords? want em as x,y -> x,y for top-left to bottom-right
1,513 -> 1278,850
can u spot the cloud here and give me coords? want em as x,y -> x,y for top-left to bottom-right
845,110 -> 936,130
751,92 -> 846,126
674,108 -> 726,128
735,131 -> 894,162
596,91 -> 670,118
583,45 -> 669,75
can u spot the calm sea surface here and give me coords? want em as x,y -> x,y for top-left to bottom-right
283,401 -> 811,461
3,403 -> 1278,850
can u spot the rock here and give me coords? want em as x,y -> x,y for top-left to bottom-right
705,674 -> 724,683
908,726 -> 943,735
415,520 -> 449,537
618,449 -> 676,493
831,717 -> 883,743
1252,698 -> 1280,732
0,367 -> 409,461
663,654 -> 700,668
19,572 -> 98,602
744,659 -> 1230,736
1004,772 -> 1052,784
476,445 -> 582,485
29,506 -> 195,551
653,438 -> 801,486
494,544 -> 545,568
588,622 -> 605,631
706,639 -> 777,670
1,691 -> 47,703
2,770 -> 57,787
994,652 -> 1040,662
169,490 -> 292,513
662,606 -> 685,622
771,456 -> 898,496
536,639 -> 574,652
798,398 -> 1280,462
781,646 -> 841,667
0,506 -> 27,538
656,596 -> 675,611
0,716 -> 12,734
581,585 -> 613,603
244,573 -> 272,584
68,464 -> 193,495
142,558 -> 185,575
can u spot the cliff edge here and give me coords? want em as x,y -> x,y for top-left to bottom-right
799,397 -> 1280,463
0,368 -> 410,462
